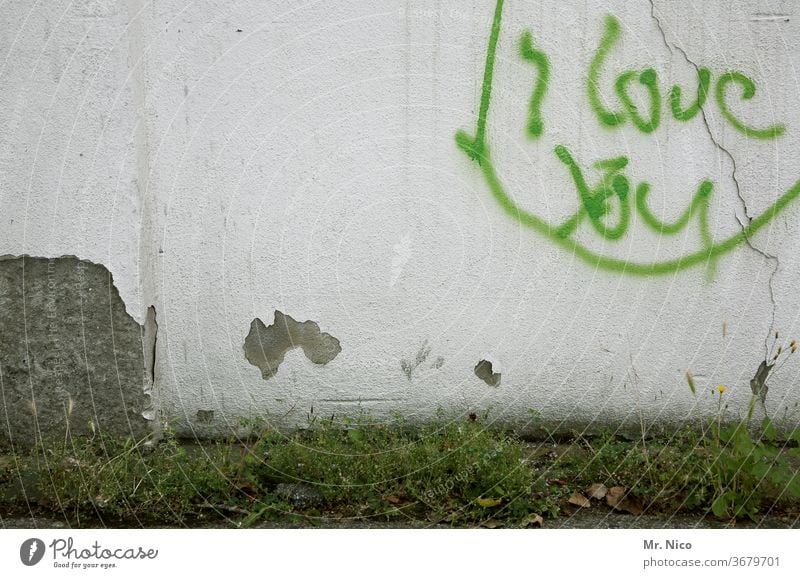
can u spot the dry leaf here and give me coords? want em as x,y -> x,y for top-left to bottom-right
568,492 -> 591,508
476,497 -> 503,508
522,514 -> 544,527
606,486 -> 642,515
606,486 -> 626,508
586,483 -> 608,500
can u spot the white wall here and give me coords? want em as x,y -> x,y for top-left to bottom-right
3,0 -> 800,436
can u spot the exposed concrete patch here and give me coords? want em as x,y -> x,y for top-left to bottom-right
0,255 -> 150,446
243,311 -> 341,380
475,357 -> 501,387
400,340 -> 432,380
141,306 -> 158,422
750,360 -> 772,408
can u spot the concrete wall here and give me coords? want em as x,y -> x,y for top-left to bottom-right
2,0 -> 800,440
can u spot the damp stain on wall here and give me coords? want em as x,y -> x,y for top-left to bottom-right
243,311 -> 342,380
400,340 -> 432,380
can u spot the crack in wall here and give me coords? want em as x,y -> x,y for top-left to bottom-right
649,0 -> 779,356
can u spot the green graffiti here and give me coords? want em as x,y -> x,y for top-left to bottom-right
588,15 -> 625,127
715,71 -> 786,139
670,68 -> 711,121
519,29 -> 550,138
637,180 -> 712,239
456,0 -> 800,277
553,146 -> 630,240
615,68 -> 661,133
552,145 -> 714,264
455,0 -> 505,162
588,14 -> 784,136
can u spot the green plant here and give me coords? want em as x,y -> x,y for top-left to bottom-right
687,339 -> 800,520
2,401 -> 798,527
243,413 -> 550,525
707,412 -> 800,520
25,426 -> 248,524
565,428 -> 712,513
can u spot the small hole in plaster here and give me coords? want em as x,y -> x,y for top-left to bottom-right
475,359 -> 501,387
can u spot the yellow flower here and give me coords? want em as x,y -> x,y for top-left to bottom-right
716,385 -> 727,394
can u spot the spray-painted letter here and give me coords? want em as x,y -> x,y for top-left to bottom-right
715,71 -> 785,139
588,15 -> 625,127
519,29 -> 550,138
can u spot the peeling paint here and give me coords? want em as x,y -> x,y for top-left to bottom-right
475,357 -> 502,387
243,311 -> 341,380
141,306 -> 158,421
750,360 -> 771,406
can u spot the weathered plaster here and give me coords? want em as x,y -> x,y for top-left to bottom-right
2,1 -> 800,440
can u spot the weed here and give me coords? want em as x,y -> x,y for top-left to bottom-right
245,416 -> 543,525
1,402 -> 798,526
566,428 -> 713,513
685,339 -> 800,520
15,427 -> 247,525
